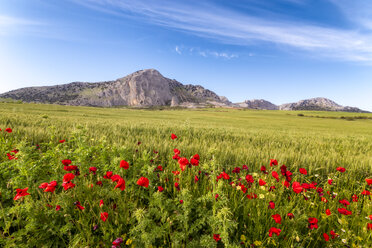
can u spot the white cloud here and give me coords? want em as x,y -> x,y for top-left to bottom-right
175,46 -> 181,54
174,45 -> 238,59
0,15 -> 44,35
73,0 -> 372,62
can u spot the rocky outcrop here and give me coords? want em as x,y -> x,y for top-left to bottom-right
236,99 -> 278,110
279,97 -> 368,113
0,69 -> 230,108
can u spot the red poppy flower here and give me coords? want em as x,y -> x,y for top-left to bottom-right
39,182 -> 48,189
171,133 -> 177,140
299,168 -> 307,175
338,208 -> 352,215
6,153 -> 16,160
44,181 -> 57,193
173,148 -> 180,154
63,165 -> 78,171
339,199 -> 350,207
242,165 -> 248,170
158,186 -> 164,192
326,209 -> 331,216
99,200 -> 104,207
271,214 -> 282,224
271,171 -> 279,182
213,234 -> 221,242
120,160 -> 129,169
172,170 -> 180,175
292,182 -> 303,194
245,175 -> 254,184
61,159 -> 72,166
174,182 -> 180,190
103,171 -> 113,179
282,180 -> 290,188
100,212 -> 108,222
63,173 -> 75,183
366,178 -> 372,185
221,172 -> 230,180
328,179 -> 333,185
269,159 -> 278,167
330,230 -> 338,239
14,187 -> 30,201
56,205 -> 61,211
215,194 -> 219,200
59,140 -> 65,143
179,200 -> 184,204
178,157 -> 189,171
367,223 -> 372,231
268,201 -> 275,209
190,158 -> 199,166
268,227 -> 281,237
62,181 -> 75,191
287,213 -> 294,219
336,167 -> 346,172
5,128 -> 12,133
308,217 -> 318,229
156,165 -> 163,171
173,154 -> 180,160
194,175 -> 199,182
323,233 -> 330,241
137,177 -> 149,188
362,190 -> 371,195
259,179 -> 266,186
115,178 -> 126,191
89,167 -> 97,174
261,166 -> 268,174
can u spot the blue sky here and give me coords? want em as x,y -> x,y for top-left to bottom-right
1,0 -> 372,110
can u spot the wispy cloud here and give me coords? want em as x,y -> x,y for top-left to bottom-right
0,15 -> 45,36
73,0 -> 372,62
175,45 -> 238,59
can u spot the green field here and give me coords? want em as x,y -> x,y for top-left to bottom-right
0,102 -> 371,247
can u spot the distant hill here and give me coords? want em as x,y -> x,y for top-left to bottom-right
279,97 -> 368,113
235,99 -> 278,110
1,71 -> 368,112
0,69 -> 231,108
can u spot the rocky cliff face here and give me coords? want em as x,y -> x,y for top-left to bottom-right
279,97 -> 367,112
235,99 -> 278,110
0,69 -> 230,107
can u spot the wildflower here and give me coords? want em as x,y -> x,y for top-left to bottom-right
120,160 -> 129,169
299,168 -> 307,175
339,199 -> 350,207
221,171 -> 230,180
330,230 -> 338,239
59,139 -> 65,143
271,171 -> 279,182
62,181 -> 75,191
193,154 -> 200,160
270,159 -> 278,166
338,208 -> 352,215
63,165 -> 78,171
367,223 -> 372,230
287,213 -> 294,219
74,201 -> 85,210
171,133 -> 177,140
232,167 -> 241,173
61,159 -> 72,166
268,201 -> 275,209
292,182 -> 303,194
328,179 -> 333,185
156,165 -> 163,171
366,178 -> 372,185
137,177 -> 149,188
112,238 -> 124,247
103,171 -> 113,179
268,227 -> 281,237
56,205 -> 61,211
178,157 -> 189,171
190,158 -> 199,166
326,209 -> 331,216
323,233 -> 330,241
115,178 -> 126,191
194,175 -> 199,182
175,182 -> 180,190
179,200 -> 184,204
245,175 -> 254,184
14,187 -> 30,201
5,128 -> 12,133
342,239 -> 347,244
172,170 -> 180,175
215,194 -> 219,200
213,234 -> 221,242
261,166 -> 268,174
361,190 -> 371,195
100,212 -> 108,222
282,180 -> 290,188
308,217 -> 318,229
126,239 -> 133,245
63,173 -> 75,183
99,200 -> 104,207
321,197 -> 327,203
272,214 -> 282,224
158,186 -> 164,192
259,179 -> 266,186
44,181 -> 57,193
336,167 -> 346,172
242,165 -> 248,170
173,148 -> 180,154
89,167 -> 97,174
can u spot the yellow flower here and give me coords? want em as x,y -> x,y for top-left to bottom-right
126,239 -> 133,245
236,186 -> 242,191
259,194 -> 265,199
240,235 -> 246,241
253,241 -> 262,246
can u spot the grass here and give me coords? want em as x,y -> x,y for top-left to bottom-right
0,102 -> 371,247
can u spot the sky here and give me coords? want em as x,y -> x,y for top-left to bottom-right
0,0 -> 372,110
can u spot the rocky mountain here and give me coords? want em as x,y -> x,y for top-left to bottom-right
0,69 -> 231,108
235,99 -> 278,110
279,97 -> 368,113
